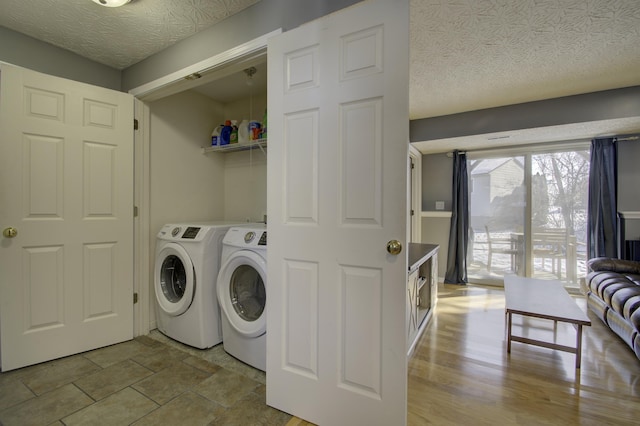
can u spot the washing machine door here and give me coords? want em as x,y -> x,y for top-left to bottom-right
217,250 -> 266,337
155,243 -> 195,316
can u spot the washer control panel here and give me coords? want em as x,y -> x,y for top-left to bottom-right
157,224 -> 204,241
181,227 -> 201,239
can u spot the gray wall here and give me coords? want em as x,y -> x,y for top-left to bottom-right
1,0 -> 362,92
410,86 -> 640,142
415,87 -> 640,236
421,153 -> 452,212
618,140 -> 640,240
420,153 -> 453,278
0,26 -> 121,90
419,134 -> 640,272
121,0 -> 362,92
415,88 -> 640,275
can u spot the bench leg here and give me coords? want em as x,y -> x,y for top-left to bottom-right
576,324 -> 583,369
506,311 -> 512,353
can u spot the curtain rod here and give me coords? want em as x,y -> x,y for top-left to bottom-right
446,134 -> 639,157
445,139 -> 590,157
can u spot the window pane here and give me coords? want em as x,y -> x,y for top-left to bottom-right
468,156 -> 525,284
531,151 -> 589,287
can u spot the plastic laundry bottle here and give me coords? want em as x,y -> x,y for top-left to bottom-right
238,119 -> 249,144
211,125 -> 221,146
220,120 -> 232,145
230,120 -> 238,144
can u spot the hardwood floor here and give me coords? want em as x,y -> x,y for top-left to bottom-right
408,284 -> 640,425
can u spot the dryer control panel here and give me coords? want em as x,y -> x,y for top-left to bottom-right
242,230 -> 267,246
258,231 -> 267,246
223,226 -> 267,248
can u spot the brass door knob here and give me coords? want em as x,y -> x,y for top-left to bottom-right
386,240 -> 402,255
3,227 -> 18,238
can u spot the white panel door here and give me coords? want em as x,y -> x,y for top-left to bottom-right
0,63 -> 134,371
266,0 -> 409,424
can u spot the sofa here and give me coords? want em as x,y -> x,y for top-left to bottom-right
586,257 -> 640,360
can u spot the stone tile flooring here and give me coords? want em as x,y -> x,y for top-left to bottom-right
0,330 -> 294,425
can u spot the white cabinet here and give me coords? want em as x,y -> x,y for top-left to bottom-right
407,243 -> 439,356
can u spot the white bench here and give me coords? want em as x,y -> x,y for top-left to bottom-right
504,275 -> 591,369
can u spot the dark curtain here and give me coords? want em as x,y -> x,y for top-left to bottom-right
445,151 -> 469,284
587,138 -> 618,259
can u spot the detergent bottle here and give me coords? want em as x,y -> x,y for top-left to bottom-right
261,109 -> 267,139
238,119 -> 249,144
230,120 -> 238,144
211,125 -> 222,146
220,120 -> 232,145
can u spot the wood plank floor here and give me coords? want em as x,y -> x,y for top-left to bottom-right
408,284 -> 640,425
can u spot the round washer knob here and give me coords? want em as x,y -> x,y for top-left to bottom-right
171,227 -> 181,237
244,231 -> 256,243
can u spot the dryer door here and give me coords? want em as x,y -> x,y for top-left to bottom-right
217,250 -> 266,337
155,243 -> 195,316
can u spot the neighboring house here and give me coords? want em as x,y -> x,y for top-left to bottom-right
469,158 -> 524,232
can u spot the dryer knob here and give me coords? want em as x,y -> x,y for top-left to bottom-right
244,231 -> 256,243
171,227 -> 181,237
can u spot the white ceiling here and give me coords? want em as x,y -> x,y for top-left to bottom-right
0,0 -> 261,70
1,0 -> 640,152
409,0 -> 640,119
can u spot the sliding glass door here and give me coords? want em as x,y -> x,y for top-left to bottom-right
530,150 -> 589,285
467,145 -> 589,288
467,156 -> 525,281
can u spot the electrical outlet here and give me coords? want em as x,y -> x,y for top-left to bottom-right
435,201 -> 445,210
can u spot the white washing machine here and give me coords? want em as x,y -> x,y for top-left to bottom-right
154,222 -> 241,349
217,225 -> 267,371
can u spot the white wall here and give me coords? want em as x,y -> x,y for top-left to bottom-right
222,93 -> 268,222
147,90 -> 226,326
223,150 -> 267,222
149,90 -> 226,231
146,89 -> 268,327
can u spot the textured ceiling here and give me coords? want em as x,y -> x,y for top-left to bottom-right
0,0 -> 260,70
1,0 -> 640,152
410,0 -> 640,119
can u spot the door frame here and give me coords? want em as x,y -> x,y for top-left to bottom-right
130,30 -> 280,336
409,145 -> 422,243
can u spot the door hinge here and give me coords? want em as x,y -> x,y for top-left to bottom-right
411,209 -> 415,216
133,293 -> 138,304
134,118 -> 139,130
411,161 -> 415,169
134,206 -> 139,217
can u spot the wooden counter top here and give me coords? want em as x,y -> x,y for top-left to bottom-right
408,243 -> 439,273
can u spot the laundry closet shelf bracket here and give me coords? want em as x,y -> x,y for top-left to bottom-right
202,139 -> 267,155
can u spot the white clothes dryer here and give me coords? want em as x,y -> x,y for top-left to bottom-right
217,225 -> 267,371
154,222 -> 241,349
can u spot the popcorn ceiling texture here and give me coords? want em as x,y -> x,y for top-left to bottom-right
0,0 -> 639,120
410,0 -> 640,118
0,0 -> 260,70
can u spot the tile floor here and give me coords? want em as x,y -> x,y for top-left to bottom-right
0,330 -> 293,425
